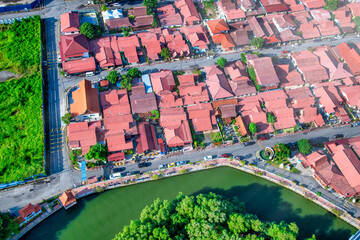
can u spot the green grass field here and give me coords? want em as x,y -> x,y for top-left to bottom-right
0,16 -> 44,183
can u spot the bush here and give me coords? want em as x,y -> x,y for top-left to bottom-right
152,175 -> 160,180
161,47 -> 171,61
249,122 -> 257,134
179,169 -> 188,174
297,139 -> 312,155
251,37 -> 265,49
316,191 -> 322,196
95,187 -> 104,193
80,22 -> 102,39
217,57 -> 227,68
85,144 -> 108,161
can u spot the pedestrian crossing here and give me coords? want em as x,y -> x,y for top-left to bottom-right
50,126 -> 66,133
49,128 -> 65,153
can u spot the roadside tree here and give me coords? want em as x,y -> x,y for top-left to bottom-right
127,68 -> 142,78
143,0 -> 158,14
249,122 -> 257,134
61,112 -> 73,125
0,212 -> 19,239
354,17 -> 360,31
273,143 -> 291,161
251,37 -> 265,49
102,5 -> 109,12
297,139 -> 312,155
324,0 -> 339,11
266,112 -> 276,123
107,70 -> 118,84
85,144 -> 108,161
217,57 -> 227,68
161,47 -> 172,61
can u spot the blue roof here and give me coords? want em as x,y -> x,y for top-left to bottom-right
81,161 -> 87,182
142,74 -> 153,93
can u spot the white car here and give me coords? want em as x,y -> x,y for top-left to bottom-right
204,155 -> 213,161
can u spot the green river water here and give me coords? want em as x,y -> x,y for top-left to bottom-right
23,167 -> 357,240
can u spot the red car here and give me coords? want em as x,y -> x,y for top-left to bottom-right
221,154 -> 230,158
281,50 -> 289,54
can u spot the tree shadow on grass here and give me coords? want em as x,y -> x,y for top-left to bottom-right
191,184 -> 355,240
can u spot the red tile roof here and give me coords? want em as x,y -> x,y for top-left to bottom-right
158,90 -> 183,108
187,103 -> 216,132
150,70 -> 176,93
133,15 -> 154,28
300,0 -> 325,9
333,6 -> 355,32
105,18 -> 131,30
230,29 -> 250,46
116,35 -> 140,63
207,19 -> 229,35
235,116 -> 249,136
248,57 -> 280,86
212,33 -> 235,50
70,79 -> 100,117
106,132 -> 133,152
175,0 -> 201,25
128,6 -> 147,17
205,66 -> 234,100
180,25 -> 209,50
348,3 -> 360,18
219,104 -> 237,118
178,75 -> 210,105
137,31 -> 164,61
260,0 -> 289,13
90,36 -> 122,68
107,152 -> 125,162
313,86 -> 340,114
299,22 -> 321,39
158,4 -> 183,27
100,89 -> 131,118
60,34 -> 89,59
339,85 -> 360,109
63,57 -> 96,74
60,11 -> 80,33
136,122 -> 159,153
59,190 -> 77,208
217,0 -> 246,20
248,16 -> 279,43
335,42 -> 360,76
130,83 -> 158,114
67,121 -> 102,155
316,21 -> 341,37
275,64 -> 304,87
19,203 -> 41,219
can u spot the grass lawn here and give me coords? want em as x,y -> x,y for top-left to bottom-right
0,16 -> 44,183
196,1 -> 217,20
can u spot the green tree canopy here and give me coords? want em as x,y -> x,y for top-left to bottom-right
273,143 -> 291,161
354,16 -> 360,31
217,57 -> 227,68
85,144 -> 108,161
249,122 -> 257,134
102,4 -> 109,12
107,70 -> 118,84
127,68 -> 141,78
0,212 -> 19,239
61,112 -> 73,125
266,112 -> 276,123
120,74 -> 132,91
297,139 -> 312,155
251,37 -> 265,49
160,47 -> 172,61
149,109 -> 160,120
114,192 -> 304,240
324,0 -> 339,11
143,0 -> 158,14
79,22 -> 102,39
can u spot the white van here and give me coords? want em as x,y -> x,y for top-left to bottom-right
85,71 -> 95,77
109,172 -> 121,179
204,155 -> 213,161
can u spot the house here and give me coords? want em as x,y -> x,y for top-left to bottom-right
90,36 -> 122,69
339,85 -> 360,110
158,90 -> 183,109
234,115 -> 249,136
333,6 -> 356,33
70,79 -> 100,121
240,0 -> 256,12
206,19 -> 235,51
205,65 -> 234,100
162,28 -> 191,58
59,34 -> 89,61
248,16 -> 280,44
60,11 -> 80,34
298,22 -> 321,39
272,14 -> 296,32
116,35 -> 141,64
137,30 -> 165,61
59,190 -> 77,209
177,74 -> 209,105
157,4 -> 183,27
286,87 -> 325,126
259,0 -> 289,14
136,122 -> 159,154
17,203 -> 42,226
248,57 -> 280,89
107,152 -> 125,162
67,121 -> 103,154
149,70 -> 176,94
291,50 -> 329,83
334,43 -> 360,76
316,21 -> 341,37
180,25 -> 210,52
284,0 -> 305,12
160,108 -> 193,147
212,99 -> 238,123
348,2 -> 360,18
300,0 -> 325,9
224,60 -> 256,96
238,95 -> 273,134
229,22 -> 250,47
128,6 -> 154,29
275,64 -> 304,88
187,103 -> 216,132
130,82 -> 158,115
62,57 -> 96,75
217,0 -> 246,22
310,9 -> 331,23
313,47 -> 353,80
105,18 -> 132,31
175,0 -> 201,25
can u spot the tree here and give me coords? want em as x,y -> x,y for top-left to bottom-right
354,16 -> 360,31
143,0 -> 158,14
297,139 -> 312,155
121,27 -> 131,37
149,109 -> 160,120
80,22 -> 96,39
240,53 -> 247,64
61,112 -> 72,125
120,74 -> 132,91
161,47 -> 172,61
101,4 -> 109,12
217,57 -> 227,68
85,144 -> 108,161
266,112 -> 276,124
248,66 -> 256,81
324,0 -> 339,11
273,143 -> 291,161
251,37 -> 265,49
248,122 -> 257,134
107,70 -> 118,84
127,68 -> 141,78
0,212 -> 19,239
113,192 -> 305,240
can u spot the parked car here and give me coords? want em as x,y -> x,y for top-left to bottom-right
204,155 -> 213,161
281,50 -> 288,54
167,162 -> 176,168
138,162 -> 150,168
158,164 -> 167,170
176,160 -> 189,166
333,134 -> 344,139
129,170 -> 141,175
234,156 -> 243,160
257,135 -> 269,141
351,122 -> 360,127
243,141 -> 255,146
221,153 -> 230,158
113,167 -> 125,173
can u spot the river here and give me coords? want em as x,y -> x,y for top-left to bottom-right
22,167 -> 357,240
